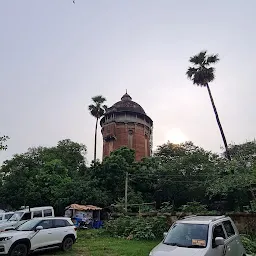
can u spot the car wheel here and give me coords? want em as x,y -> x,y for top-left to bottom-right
9,243 -> 28,256
62,236 -> 74,251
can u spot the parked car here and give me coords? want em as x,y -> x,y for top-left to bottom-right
0,217 -> 77,256
149,215 -> 246,256
0,206 -> 54,232
0,212 -> 14,224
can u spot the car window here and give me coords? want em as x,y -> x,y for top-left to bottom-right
213,224 -> 226,239
5,214 -> 13,220
0,216 -> 2,220
33,211 -> 42,218
21,212 -> 31,221
38,219 -> 54,229
8,211 -> 23,221
223,220 -> 235,237
17,219 -> 41,231
43,209 -> 53,217
64,220 -> 72,226
54,219 -> 69,228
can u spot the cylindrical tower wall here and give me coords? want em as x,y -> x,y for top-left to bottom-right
100,93 -> 153,161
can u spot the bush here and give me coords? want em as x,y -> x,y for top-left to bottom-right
159,202 -> 173,213
241,235 -> 256,255
104,216 -> 168,240
179,201 -> 208,214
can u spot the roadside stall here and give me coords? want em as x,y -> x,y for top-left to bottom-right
65,204 -> 103,229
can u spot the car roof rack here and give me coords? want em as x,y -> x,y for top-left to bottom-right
211,215 -> 226,222
181,215 -> 197,220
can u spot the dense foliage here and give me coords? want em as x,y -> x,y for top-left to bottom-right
0,138 -> 256,215
104,216 -> 168,240
241,235 -> 256,255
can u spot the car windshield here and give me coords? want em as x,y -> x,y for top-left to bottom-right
16,219 -> 39,231
8,212 -> 23,221
163,223 -> 209,248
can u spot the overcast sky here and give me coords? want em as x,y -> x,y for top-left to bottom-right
1,0 -> 255,164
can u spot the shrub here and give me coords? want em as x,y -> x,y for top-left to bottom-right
241,234 -> 256,255
179,201 -> 208,214
104,216 -> 168,240
159,202 -> 173,213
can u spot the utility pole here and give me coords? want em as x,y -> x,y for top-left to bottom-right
125,172 -> 128,213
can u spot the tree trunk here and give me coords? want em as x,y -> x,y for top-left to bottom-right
206,84 -> 231,161
94,117 -> 99,164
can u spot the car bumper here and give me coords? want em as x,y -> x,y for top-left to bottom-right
0,241 -> 12,255
0,244 -> 8,255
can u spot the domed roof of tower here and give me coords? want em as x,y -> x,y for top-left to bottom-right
105,91 -> 146,115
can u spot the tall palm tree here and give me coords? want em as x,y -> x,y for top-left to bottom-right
186,50 -> 231,161
88,95 -> 107,163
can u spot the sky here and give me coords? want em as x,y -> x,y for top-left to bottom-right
1,0 -> 256,164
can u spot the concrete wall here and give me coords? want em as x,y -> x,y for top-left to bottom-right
228,213 -> 256,234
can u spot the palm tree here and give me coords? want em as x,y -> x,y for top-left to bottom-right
88,95 -> 107,163
186,50 -> 231,161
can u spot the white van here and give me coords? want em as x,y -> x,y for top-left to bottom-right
0,206 -> 54,231
0,212 -> 14,223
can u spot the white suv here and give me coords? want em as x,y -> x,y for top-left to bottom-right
149,215 -> 246,256
0,217 -> 77,256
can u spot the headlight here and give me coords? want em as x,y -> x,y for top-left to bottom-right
0,236 -> 12,241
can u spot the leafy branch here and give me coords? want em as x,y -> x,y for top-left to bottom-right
0,135 -> 9,151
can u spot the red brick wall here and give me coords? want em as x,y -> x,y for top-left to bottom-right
102,122 -> 151,161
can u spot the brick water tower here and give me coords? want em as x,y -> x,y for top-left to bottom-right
100,92 -> 153,161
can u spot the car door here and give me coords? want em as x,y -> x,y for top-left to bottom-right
30,219 -> 55,250
207,223 -> 227,256
222,220 -> 241,256
51,219 -> 70,245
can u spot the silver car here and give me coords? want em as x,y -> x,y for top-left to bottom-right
149,215 -> 246,256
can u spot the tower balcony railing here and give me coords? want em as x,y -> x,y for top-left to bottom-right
104,114 -> 152,127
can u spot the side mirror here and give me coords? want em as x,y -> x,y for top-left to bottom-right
215,237 -> 225,246
163,232 -> 168,238
36,226 -> 43,231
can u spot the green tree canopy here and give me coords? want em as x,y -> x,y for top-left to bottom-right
0,139 -> 87,212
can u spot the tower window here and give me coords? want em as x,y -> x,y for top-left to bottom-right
145,134 -> 148,156
109,140 -> 114,154
128,130 -> 133,148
